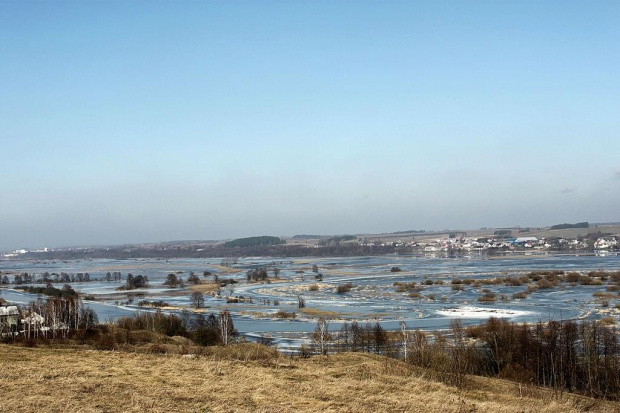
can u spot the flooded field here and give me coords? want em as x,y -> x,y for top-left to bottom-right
2,253 -> 619,350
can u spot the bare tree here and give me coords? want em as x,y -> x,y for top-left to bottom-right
190,291 -> 205,309
313,317 -> 332,355
218,310 -> 235,345
373,322 -> 387,354
164,273 -> 179,287
339,322 -> 350,352
400,321 -> 409,361
188,272 -> 200,285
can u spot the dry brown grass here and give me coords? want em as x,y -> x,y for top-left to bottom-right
1,344 -> 618,413
209,264 -> 241,274
298,308 -> 352,318
190,281 -> 221,293
524,225 -> 620,240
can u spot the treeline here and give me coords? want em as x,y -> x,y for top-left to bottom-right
115,309 -> 236,346
463,318 -> 620,398
1,296 -> 98,340
223,236 -> 285,248
318,235 -> 356,246
2,272 -> 94,285
117,273 -> 149,290
551,222 -> 589,230
18,243 -> 406,260
291,234 -> 322,239
16,284 -> 78,299
245,267 -> 281,282
3,303 -> 237,350
306,317 -> 620,400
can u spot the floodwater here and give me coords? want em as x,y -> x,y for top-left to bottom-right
1,253 -> 619,348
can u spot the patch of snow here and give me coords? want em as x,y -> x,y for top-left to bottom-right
436,306 -> 533,319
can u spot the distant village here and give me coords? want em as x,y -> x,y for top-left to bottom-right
360,233 -> 619,253
2,247 -> 49,258
2,225 -> 619,259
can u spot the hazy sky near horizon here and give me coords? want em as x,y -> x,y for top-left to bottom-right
1,1 -> 619,250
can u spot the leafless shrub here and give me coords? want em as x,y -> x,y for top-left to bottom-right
274,310 -> 296,319
477,292 -> 497,303
505,277 -> 523,286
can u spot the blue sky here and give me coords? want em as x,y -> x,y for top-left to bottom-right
1,1 -> 619,250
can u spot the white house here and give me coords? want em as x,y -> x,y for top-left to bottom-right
595,237 -> 618,249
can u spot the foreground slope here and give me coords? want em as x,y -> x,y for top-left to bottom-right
1,344 -> 618,412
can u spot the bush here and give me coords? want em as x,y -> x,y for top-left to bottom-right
480,278 -> 502,285
477,293 -> 497,303
394,282 -> 417,292
544,273 -> 561,283
537,279 -> 555,289
274,310 -> 296,319
580,276 -> 595,285
299,344 -> 312,358
599,316 -> 615,325
390,267 -> 402,272
308,284 -> 319,291
192,327 -> 218,346
148,343 -> 168,354
336,283 -> 353,294
566,272 -> 581,283
505,277 -> 523,286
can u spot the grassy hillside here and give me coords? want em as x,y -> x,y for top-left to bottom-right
1,344 -> 618,412
523,224 -> 620,240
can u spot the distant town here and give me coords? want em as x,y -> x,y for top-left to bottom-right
3,222 -> 618,260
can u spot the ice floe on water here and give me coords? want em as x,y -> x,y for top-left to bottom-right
436,306 -> 534,319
